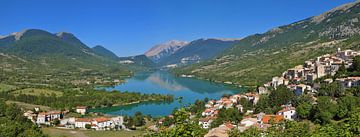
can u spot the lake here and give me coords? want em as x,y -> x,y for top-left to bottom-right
90,71 -> 245,117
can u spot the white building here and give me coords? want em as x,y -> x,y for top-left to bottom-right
36,111 -> 62,125
76,106 -> 87,115
36,113 -> 47,124
111,116 -> 125,129
277,107 -> 297,120
199,117 -> 214,129
240,118 -> 257,127
92,117 -> 113,130
75,118 -> 92,128
336,77 -> 360,88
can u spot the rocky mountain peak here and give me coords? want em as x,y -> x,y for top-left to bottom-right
145,40 -> 189,58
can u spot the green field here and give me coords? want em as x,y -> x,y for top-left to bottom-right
0,83 -> 17,92
12,88 -> 63,97
42,128 -> 145,137
6,100 -> 52,111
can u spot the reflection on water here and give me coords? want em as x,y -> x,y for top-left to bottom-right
146,72 -> 187,91
90,71 -> 245,117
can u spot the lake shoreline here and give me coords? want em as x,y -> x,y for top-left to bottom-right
90,71 -> 246,116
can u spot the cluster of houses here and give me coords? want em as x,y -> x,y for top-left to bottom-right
203,104 -> 297,137
23,106 -> 125,131
64,116 -> 125,130
262,48 -> 360,96
199,93 -> 261,129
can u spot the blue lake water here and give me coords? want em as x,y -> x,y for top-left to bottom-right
90,71 -> 245,117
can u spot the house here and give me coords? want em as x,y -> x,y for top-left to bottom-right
60,117 -> 75,127
111,116 -> 125,130
202,109 -> 214,117
76,106 -> 87,115
336,77 -> 360,88
24,110 -> 36,123
75,118 -> 92,128
257,86 -> 268,94
199,117 -> 214,129
315,62 -> 326,78
272,77 -> 284,88
92,117 -> 113,130
36,113 -> 47,124
245,93 -> 259,105
277,107 -> 297,120
204,124 -> 231,137
224,101 -> 233,109
260,114 -> 284,124
306,74 -> 316,83
236,104 -> 244,113
48,111 -> 62,120
36,111 -> 63,125
294,84 -> 307,96
240,117 -> 257,127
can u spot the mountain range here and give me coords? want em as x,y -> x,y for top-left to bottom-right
0,29 -> 151,74
1,0 -> 360,87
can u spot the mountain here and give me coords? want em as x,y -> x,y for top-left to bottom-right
0,29 -> 93,57
0,29 -> 134,75
175,0 -> 360,86
145,40 -> 189,63
92,45 -> 119,60
156,38 -> 241,67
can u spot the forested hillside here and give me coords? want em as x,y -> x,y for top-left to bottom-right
175,1 -> 360,86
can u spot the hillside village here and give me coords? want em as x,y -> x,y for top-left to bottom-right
267,48 -> 359,94
194,48 -> 360,137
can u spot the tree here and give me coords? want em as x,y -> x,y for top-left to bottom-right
296,102 -> 312,119
336,95 -> 359,119
269,85 -> 295,107
335,62 -> 347,77
312,96 -> 338,124
346,109 -> 360,135
52,118 -> 60,126
255,95 -> 276,114
352,56 -> 360,71
85,124 -> 91,129
211,108 -> 243,128
239,97 -> 252,112
134,111 -> 145,127
149,108 -> 206,137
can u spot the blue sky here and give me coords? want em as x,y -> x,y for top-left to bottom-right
0,0 -> 355,56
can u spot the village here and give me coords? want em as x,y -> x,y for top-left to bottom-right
19,48 -> 360,136
196,48 -> 360,137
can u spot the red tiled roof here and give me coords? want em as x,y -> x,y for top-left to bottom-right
262,115 -> 284,124
76,106 -> 87,109
277,107 -> 296,114
76,118 -> 92,122
204,109 -> 212,113
48,111 -> 61,115
224,123 -> 235,129
93,117 -> 110,123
